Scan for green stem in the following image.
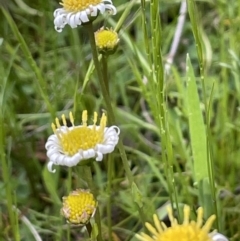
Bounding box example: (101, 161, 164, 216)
(107, 155, 113, 241)
(84, 22, 145, 227)
(84, 23, 115, 124)
(102, 55, 109, 95)
(84, 165, 103, 241)
(86, 222, 93, 237)
(0, 68, 19, 241)
(101, 52, 112, 240)
(84, 23, 134, 185)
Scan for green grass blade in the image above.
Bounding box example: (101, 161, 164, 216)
(0, 45, 20, 241)
(1, 8, 54, 117)
(186, 54, 208, 182)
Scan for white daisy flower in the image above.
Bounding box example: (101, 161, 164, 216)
(45, 110, 120, 172)
(53, 0, 117, 32)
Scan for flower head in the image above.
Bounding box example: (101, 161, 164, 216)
(61, 189, 97, 225)
(95, 27, 119, 55)
(54, 0, 117, 32)
(136, 205, 216, 241)
(45, 110, 120, 172)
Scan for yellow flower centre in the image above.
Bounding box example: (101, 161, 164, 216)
(95, 28, 119, 49)
(51, 110, 107, 156)
(60, 0, 102, 12)
(136, 206, 216, 241)
(61, 189, 97, 224)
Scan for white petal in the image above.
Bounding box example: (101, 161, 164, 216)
(65, 154, 82, 166)
(55, 27, 63, 33)
(95, 151, 103, 161)
(57, 153, 68, 164)
(80, 149, 96, 159)
(47, 161, 56, 173)
(53, 8, 65, 17)
(45, 135, 58, 148)
(212, 233, 229, 241)
(47, 148, 61, 158)
(96, 143, 114, 154)
(79, 11, 90, 23)
(68, 13, 79, 28)
(95, 4, 105, 14)
(105, 4, 117, 15)
(105, 126, 120, 135)
(50, 152, 62, 164)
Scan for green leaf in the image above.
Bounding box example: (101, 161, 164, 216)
(186, 54, 208, 182)
(42, 166, 61, 205)
(131, 182, 143, 208)
(91, 222, 99, 239)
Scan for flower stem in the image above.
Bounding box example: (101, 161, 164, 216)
(107, 155, 113, 241)
(84, 23, 115, 124)
(84, 22, 134, 185)
(102, 55, 109, 95)
(101, 53, 112, 240)
(85, 22, 146, 226)
(83, 165, 103, 241)
(86, 222, 92, 237)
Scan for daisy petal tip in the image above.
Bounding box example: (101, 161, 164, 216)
(95, 152, 103, 161)
(212, 233, 229, 241)
(55, 27, 63, 33)
(47, 161, 56, 173)
(114, 126, 120, 135)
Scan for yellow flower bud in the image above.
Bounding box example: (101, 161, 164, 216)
(95, 27, 119, 55)
(61, 189, 97, 225)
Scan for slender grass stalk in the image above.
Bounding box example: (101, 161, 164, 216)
(187, 0, 218, 227)
(114, 0, 137, 32)
(1, 8, 54, 117)
(140, 0, 180, 219)
(0, 125, 19, 241)
(0, 48, 20, 241)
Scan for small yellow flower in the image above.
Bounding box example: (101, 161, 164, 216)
(95, 27, 119, 55)
(136, 205, 216, 241)
(54, 0, 117, 32)
(45, 110, 120, 172)
(61, 189, 97, 225)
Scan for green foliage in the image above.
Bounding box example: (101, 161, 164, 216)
(1, 0, 240, 240)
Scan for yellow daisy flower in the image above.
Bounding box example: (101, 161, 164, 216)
(45, 110, 120, 172)
(61, 189, 97, 225)
(54, 0, 117, 32)
(136, 205, 217, 241)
